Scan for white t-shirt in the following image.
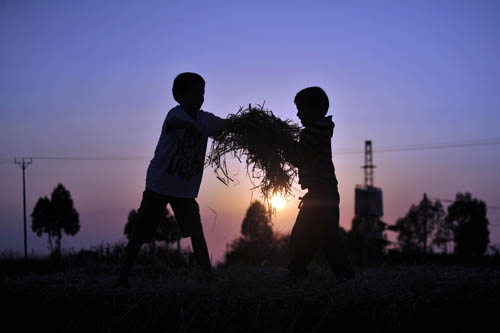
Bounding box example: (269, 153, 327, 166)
(146, 105, 225, 198)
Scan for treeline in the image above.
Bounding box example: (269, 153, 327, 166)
(224, 192, 495, 266)
(30, 184, 496, 267)
(389, 192, 490, 258)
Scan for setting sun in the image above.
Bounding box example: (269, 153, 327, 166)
(270, 195, 286, 209)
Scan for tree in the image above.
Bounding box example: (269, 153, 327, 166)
(31, 183, 80, 256)
(225, 201, 277, 265)
(241, 201, 273, 241)
(432, 215, 454, 254)
(446, 192, 489, 257)
(123, 209, 139, 241)
(156, 209, 182, 247)
(394, 194, 445, 253)
(31, 196, 54, 250)
(124, 207, 181, 250)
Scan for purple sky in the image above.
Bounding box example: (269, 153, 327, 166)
(1, 0, 499, 262)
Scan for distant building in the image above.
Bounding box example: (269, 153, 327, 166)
(355, 185, 383, 217)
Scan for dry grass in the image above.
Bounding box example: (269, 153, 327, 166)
(207, 104, 301, 201)
(1, 259, 499, 332)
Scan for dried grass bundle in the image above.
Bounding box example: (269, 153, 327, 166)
(207, 104, 301, 200)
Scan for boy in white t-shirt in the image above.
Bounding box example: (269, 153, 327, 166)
(116, 72, 227, 287)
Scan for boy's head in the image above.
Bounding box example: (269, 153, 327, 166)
(294, 87, 329, 125)
(172, 72, 205, 111)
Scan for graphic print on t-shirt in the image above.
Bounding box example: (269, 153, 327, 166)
(166, 126, 205, 180)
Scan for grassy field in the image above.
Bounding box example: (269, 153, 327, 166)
(1, 250, 500, 332)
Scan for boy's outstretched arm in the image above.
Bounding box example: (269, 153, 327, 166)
(165, 115, 202, 133)
(204, 114, 230, 138)
(278, 131, 318, 168)
(282, 137, 302, 167)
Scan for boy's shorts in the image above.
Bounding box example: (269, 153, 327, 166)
(132, 188, 202, 243)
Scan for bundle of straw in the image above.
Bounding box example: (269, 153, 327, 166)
(207, 104, 301, 200)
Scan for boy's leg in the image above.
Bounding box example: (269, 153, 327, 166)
(169, 198, 212, 272)
(320, 204, 355, 279)
(288, 195, 321, 279)
(117, 189, 167, 286)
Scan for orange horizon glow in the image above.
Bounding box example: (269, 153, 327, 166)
(270, 195, 287, 209)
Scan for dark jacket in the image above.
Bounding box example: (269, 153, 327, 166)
(285, 116, 338, 190)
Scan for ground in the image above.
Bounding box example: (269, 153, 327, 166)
(1, 260, 499, 332)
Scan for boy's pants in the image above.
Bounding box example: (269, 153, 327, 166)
(125, 188, 211, 272)
(288, 189, 354, 278)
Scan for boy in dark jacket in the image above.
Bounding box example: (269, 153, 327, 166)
(281, 87, 355, 282)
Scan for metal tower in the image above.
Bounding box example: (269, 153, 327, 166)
(362, 140, 376, 187)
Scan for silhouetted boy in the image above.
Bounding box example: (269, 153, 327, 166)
(280, 87, 355, 282)
(116, 72, 227, 287)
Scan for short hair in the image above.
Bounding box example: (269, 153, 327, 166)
(294, 87, 329, 118)
(172, 72, 205, 103)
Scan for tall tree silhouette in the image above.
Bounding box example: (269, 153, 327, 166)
(124, 207, 181, 249)
(241, 201, 273, 241)
(446, 192, 489, 257)
(225, 201, 277, 264)
(31, 196, 54, 251)
(348, 216, 388, 264)
(31, 183, 80, 256)
(123, 209, 139, 241)
(394, 195, 445, 253)
(432, 214, 454, 253)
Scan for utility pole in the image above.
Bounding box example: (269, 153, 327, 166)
(15, 158, 32, 259)
(423, 193, 428, 254)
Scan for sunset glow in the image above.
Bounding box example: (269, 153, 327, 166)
(271, 195, 286, 209)
(0, 1, 499, 264)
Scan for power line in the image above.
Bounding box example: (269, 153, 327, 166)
(335, 138, 500, 155)
(1, 138, 499, 162)
(428, 196, 500, 211)
(28, 156, 150, 161)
